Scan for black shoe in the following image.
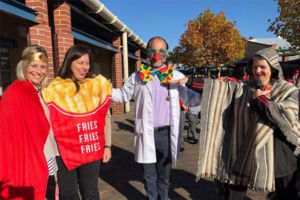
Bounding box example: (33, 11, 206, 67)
(193, 139, 199, 144)
(180, 147, 184, 152)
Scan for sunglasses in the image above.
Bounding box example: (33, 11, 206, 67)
(147, 48, 167, 57)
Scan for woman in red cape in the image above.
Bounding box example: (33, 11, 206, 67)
(0, 45, 53, 200)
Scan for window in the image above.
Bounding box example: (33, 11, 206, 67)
(0, 46, 11, 96)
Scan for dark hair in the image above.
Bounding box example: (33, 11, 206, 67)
(146, 36, 169, 50)
(57, 45, 93, 92)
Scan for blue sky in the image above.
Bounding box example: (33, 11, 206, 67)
(100, 0, 279, 51)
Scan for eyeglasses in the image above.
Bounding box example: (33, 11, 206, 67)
(147, 48, 167, 57)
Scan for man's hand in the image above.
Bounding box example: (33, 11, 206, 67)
(181, 104, 189, 112)
(217, 76, 231, 82)
(103, 147, 111, 163)
(167, 77, 188, 85)
(252, 89, 271, 99)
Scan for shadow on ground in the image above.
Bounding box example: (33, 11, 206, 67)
(170, 170, 221, 200)
(100, 145, 221, 200)
(114, 120, 134, 132)
(100, 145, 144, 199)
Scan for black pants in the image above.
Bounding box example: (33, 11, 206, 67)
(275, 172, 299, 200)
(56, 156, 101, 200)
(215, 171, 299, 200)
(142, 127, 172, 200)
(46, 175, 56, 200)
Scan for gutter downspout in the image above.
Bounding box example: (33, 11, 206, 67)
(122, 31, 130, 112)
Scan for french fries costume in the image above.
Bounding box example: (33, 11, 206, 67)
(42, 75, 112, 170)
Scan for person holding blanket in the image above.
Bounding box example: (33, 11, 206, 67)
(42, 45, 112, 200)
(112, 36, 201, 200)
(197, 47, 300, 200)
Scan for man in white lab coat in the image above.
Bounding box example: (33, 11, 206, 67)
(112, 36, 201, 200)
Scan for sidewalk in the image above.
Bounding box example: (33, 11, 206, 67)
(99, 103, 299, 200)
(99, 104, 222, 200)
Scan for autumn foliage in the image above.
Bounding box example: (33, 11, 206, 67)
(268, 0, 300, 48)
(168, 8, 246, 67)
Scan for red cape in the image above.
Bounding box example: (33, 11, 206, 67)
(0, 80, 49, 200)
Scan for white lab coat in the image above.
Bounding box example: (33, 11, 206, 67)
(112, 70, 201, 164)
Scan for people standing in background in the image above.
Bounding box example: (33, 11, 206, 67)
(292, 70, 299, 85)
(296, 76, 300, 88)
(241, 72, 250, 81)
(186, 105, 201, 144)
(184, 74, 203, 145)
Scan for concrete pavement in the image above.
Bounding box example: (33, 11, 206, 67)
(99, 104, 222, 200)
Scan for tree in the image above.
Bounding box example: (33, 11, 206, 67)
(268, 0, 300, 49)
(168, 8, 246, 69)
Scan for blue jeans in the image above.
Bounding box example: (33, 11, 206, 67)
(142, 127, 172, 200)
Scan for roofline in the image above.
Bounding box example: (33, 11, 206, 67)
(80, 0, 146, 49)
(247, 40, 273, 47)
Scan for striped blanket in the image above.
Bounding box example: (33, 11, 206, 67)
(197, 78, 300, 192)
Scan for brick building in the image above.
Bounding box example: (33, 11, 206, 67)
(0, 0, 148, 114)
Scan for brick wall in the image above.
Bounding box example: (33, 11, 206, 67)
(111, 36, 124, 115)
(26, 0, 48, 24)
(53, 2, 74, 68)
(26, 0, 54, 81)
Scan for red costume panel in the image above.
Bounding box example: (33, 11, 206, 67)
(47, 97, 111, 170)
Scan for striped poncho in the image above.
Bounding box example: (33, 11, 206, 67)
(197, 78, 300, 192)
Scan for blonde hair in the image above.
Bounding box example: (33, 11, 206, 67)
(16, 45, 49, 88)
